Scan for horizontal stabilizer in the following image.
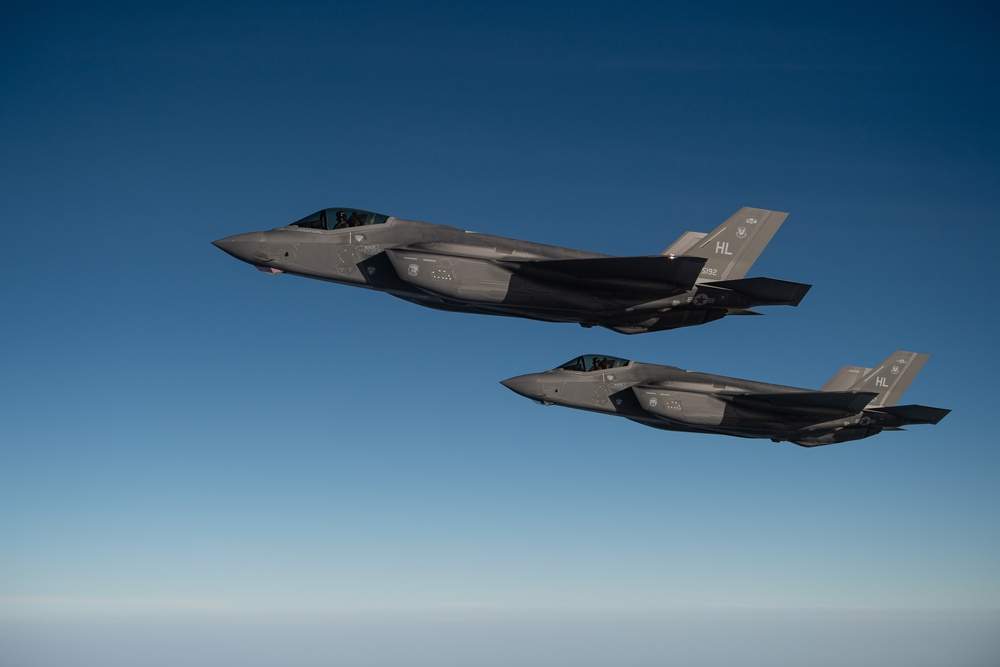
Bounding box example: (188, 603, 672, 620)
(870, 404, 951, 425)
(732, 391, 879, 416)
(512, 255, 706, 292)
(706, 277, 811, 306)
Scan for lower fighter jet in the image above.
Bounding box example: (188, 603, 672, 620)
(213, 206, 809, 334)
(501, 351, 949, 446)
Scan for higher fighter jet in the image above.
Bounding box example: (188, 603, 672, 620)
(213, 206, 809, 334)
(501, 351, 949, 446)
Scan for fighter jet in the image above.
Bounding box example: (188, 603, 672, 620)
(501, 351, 949, 446)
(212, 206, 809, 334)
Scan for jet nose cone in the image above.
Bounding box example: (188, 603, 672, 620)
(501, 375, 540, 399)
(211, 232, 266, 264)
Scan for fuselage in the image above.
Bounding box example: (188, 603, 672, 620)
(501, 355, 891, 446)
(212, 208, 758, 333)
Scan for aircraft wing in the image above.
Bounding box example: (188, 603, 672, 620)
(508, 255, 706, 292)
(730, 391, 880, 416)
(382, 249, 706, 298)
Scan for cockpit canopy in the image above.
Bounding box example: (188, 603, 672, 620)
(557, 355, 631, 372)
(289, 208, 390, 231)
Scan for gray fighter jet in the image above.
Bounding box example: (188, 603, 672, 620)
(213, 206, 809, 334)
(501, 352, 949, 446)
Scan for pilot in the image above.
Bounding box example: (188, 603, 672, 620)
(333, 211, 349, 229)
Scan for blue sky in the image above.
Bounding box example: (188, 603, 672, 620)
(2, 2, 999, 665)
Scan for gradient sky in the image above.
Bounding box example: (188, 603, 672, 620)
(2, 2, 999, 665)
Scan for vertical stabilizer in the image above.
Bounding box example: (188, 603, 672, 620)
(662, 207, 788, 282)
(821, 366, 871, 392)
(661, 231, 706, 256)
(849, 351, 930, 408)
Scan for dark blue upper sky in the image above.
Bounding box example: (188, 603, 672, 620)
(2, 2, 998, 665)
